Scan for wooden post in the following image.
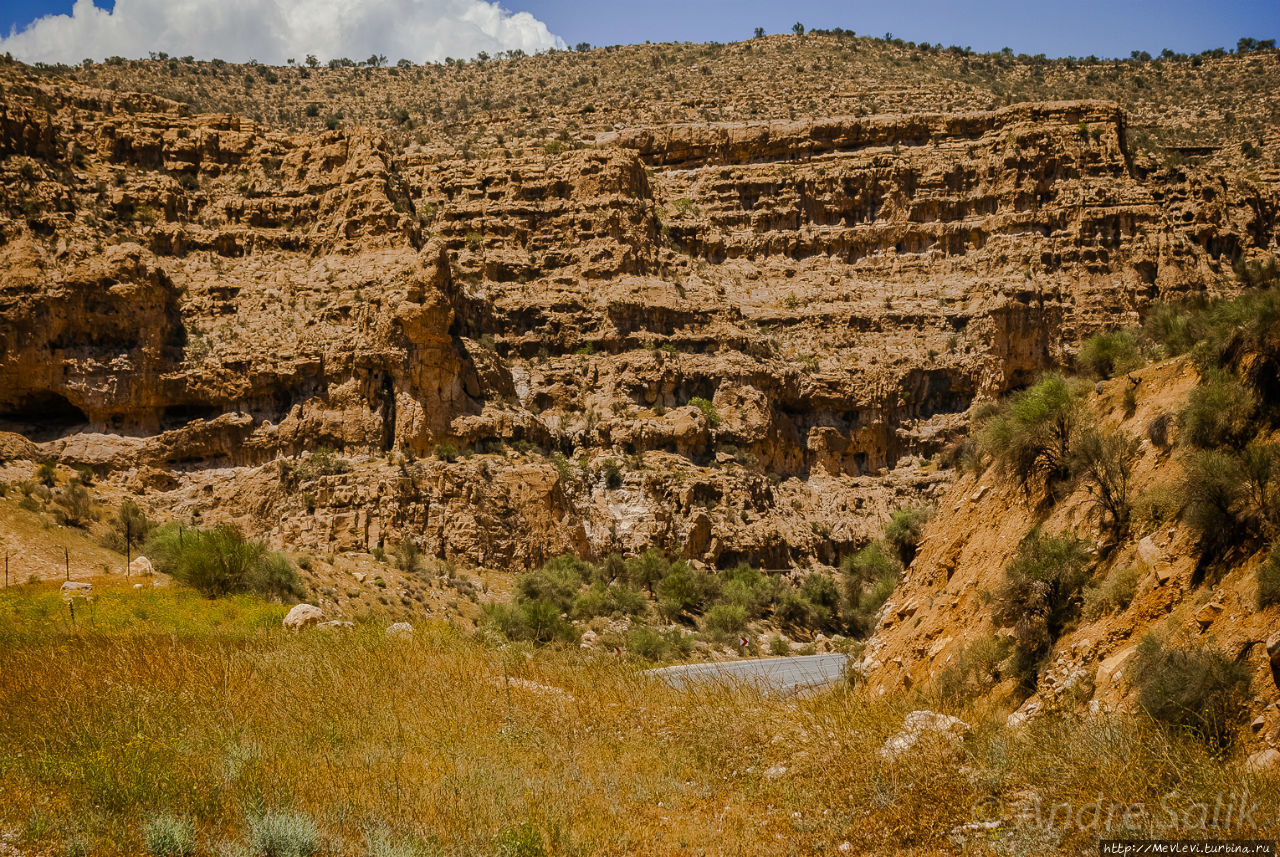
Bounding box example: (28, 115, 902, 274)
(64, 546, 70, 581)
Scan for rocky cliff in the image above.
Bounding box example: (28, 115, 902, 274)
(1, 49, 1278, 575)
(857, 355, 1280, 762)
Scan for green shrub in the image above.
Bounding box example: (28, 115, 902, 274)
(623, 549, 669, 595)
(513, 557, 592, 614)
(773, 591, 817, 629)
(247, 809, 320, 857)
(143, 813, 195, 857)
(1181, 448, 1247, 543)
(1258, 543, 1280, 609)
(145, 524, 305, 601)
(1070, 428, 1140, 536)
(1142, 301, 1205, 358)
(1076, 329, 1143, 379)
(392, 540, 422, 574)
(51, 483, 94, 528)
(1131, 483, 1182, 531)
(991, 528, 1092, 689)
(884, 505, 934, 565)
(1199, 282, 1280, 383)
(1180, 370, 1257, 448)
(655, 562, 719, 620)
(931, 634, 1011, 704)
(841, 541, 901, 637)
(1133, 634, 1251, 750)
(571, 582, 647, 619)
(295, 447, 350, 479)
(688, 397, 720, 426)
(103, 499, 155, 560)
(703, 603, 747, 639)
(485, 599, 577, 644)
(1081, 565, 1140, 619)
(978, 373, 1084, 493)
(718, 564, 779, 618)
(797, 572, 841, 629)
(601, 458, 623, 489)
(627, 626, 691, 661)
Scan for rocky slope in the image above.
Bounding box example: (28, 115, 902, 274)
(857, 355, 1280, 765)
(0, 45, 1278, 588)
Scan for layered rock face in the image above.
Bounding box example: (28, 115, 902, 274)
(1, 66, 1277, 570)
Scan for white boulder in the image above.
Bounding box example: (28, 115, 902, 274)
(282, 603, 324, 630)
(128, 556, 154, 576)
(880, 710, 971, 761)
(386, 622, 414, 638)
(60, 581, 92, 598)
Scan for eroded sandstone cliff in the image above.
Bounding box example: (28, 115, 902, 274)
(1, 54, 1277, 576)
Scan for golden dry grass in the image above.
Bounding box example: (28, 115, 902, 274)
(0, 583, 1275, 856)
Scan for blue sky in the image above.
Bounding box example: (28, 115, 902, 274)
(518, 0, 1278, 57)
(2, 0, 1276, 61)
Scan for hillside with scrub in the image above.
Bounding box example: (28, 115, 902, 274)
(0, 24, 1279, 857)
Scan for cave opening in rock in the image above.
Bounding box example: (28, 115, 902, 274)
(0, 391, 90, 441)
(161, 403, 222, 428)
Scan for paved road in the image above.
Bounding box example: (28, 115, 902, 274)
(648, 653, 849, 696)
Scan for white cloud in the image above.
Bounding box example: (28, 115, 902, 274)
(0, 0, 565, 65)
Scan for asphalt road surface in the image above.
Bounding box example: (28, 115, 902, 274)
(648, 653, 849, 696)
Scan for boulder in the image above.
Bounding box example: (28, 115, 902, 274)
(60, 581, 92, 597)
(881, 710, 971, 761)
(1246, 748, 1280, 772)
(282, 603, 323, 630)
(128, 556, 154, 576)
(386, 621, 414, 638)
(318, 620, 354, 631)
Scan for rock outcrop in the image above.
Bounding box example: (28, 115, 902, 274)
(0, 57, 1277, 572)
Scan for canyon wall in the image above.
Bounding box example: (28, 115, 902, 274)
(1, 67, 1277, 569)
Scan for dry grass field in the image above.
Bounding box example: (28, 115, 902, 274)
(0, 581, 1275, 856)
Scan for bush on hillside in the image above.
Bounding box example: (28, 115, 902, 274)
(1076, 329, 1143, 379)
(628, 626, 693, 661)
(978, 373, 1084, 493)
(1180, 370, 1257, 448)
(1181, 442, 1280, 546)
(655, 561, 719, 621)
(623, 548, 668, 595)
(1081, 565, 1140, 619)
(51, 482, 95, 528)
(1070, 428, 1141, 537)
(392, 539, 422, 574)
(703, 603, 747, 640)
(931, 634, 1011, 704)
(102, 499, 156, 559)
(991, 528, 1092, 689)
(1133, 634, 1251, 751)
(145, 524, 306, 601)
(719, 563, 781, 618)
(841, 541, 901, 637)
(485, 598, 577, 644)
(1257, 543, 1280, 610)
(514, 555, 595, 613)
(571, 581, 647, 619)
(884, 504, 934, 565)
